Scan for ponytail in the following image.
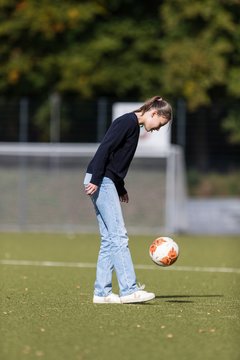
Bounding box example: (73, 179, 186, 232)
(134, 96, 172, 122)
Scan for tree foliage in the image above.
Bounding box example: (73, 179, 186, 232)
(160, 0, 240, 108)
(222, 108, 240, 144)
(0, 0, 240, 141)
(0, 0, 106, 95)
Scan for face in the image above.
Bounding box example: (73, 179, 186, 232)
(144, 110, 169, 132)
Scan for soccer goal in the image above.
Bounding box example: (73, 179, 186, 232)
(0, 141, 187, 234)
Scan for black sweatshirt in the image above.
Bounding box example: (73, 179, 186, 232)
(86, 112, 140, 196)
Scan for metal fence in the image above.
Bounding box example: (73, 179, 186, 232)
(0, 96, 112, 143)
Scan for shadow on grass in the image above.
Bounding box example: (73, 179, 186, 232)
(165, 300, 194, 303)
(155, 294, 223, 299)
(130, 294, 224, 305)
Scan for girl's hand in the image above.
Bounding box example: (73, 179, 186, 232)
(120, 193, 129, 203)
(85, 183, 98, 195)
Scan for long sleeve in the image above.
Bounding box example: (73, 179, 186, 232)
(88, 117, 131, 185)
(86, 112, 140, 194)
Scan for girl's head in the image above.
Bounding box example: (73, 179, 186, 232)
(134, 96, 172, 132)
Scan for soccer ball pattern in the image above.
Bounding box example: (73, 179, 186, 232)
(149, 237, 179, 267)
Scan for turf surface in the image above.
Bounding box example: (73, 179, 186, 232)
(0, 233, 240, 360)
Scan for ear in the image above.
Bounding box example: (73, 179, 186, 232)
(151, 110, 158, 117)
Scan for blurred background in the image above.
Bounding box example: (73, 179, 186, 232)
(0, 0, 239, 235)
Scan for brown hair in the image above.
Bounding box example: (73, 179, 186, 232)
(134, 96, 172, 122)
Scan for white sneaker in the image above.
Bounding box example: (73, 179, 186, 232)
(120, 290, 155, 304)
(93, 293, 121, 304)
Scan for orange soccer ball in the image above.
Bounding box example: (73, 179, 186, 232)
(149, 237, 179, 267)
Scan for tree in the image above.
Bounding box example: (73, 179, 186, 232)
(159, 0, 240, 147)
(0, 0, 239, 143)
(160, 0, 240, 108)
(0, 0, 106, 95)
(1, 0, 239, 102)
(222, 108, 240, 144)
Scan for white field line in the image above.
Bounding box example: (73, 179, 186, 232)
(0, 259, 240, 274)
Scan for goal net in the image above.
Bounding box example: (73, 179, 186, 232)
(0, 142, 187, 234)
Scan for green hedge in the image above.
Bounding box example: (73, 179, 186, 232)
(187, 170, 240, 197)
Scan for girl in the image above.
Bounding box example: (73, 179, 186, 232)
(84, 96, 172, 304)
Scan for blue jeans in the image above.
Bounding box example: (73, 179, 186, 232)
(84, 175, 138, 297)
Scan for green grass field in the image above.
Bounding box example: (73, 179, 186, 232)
(1, 233, 240, 360)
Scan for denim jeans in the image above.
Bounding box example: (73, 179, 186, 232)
(84, 175, 138, 297)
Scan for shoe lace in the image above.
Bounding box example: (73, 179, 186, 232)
(137, 283, 145, 290)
